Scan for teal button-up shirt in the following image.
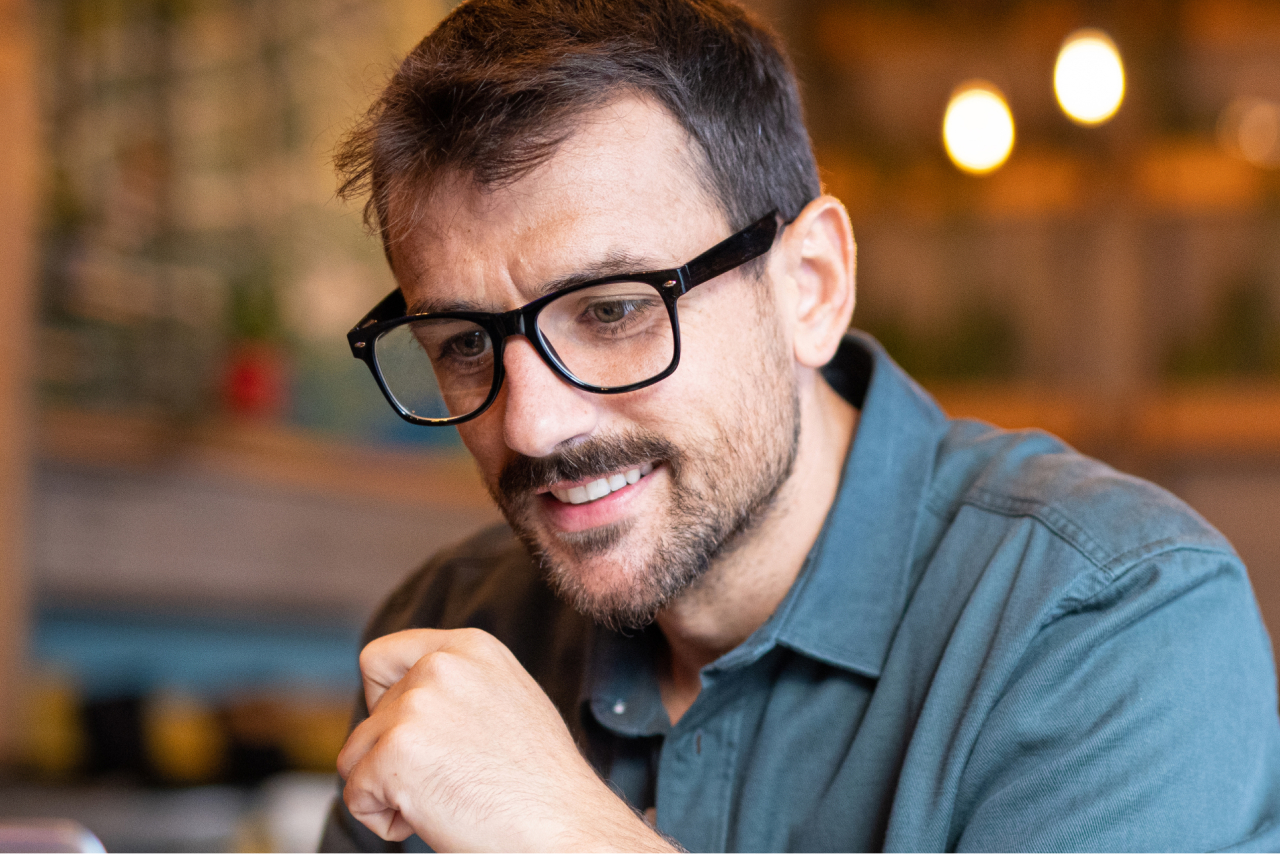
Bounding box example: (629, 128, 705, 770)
(322, 333, 1280, 852)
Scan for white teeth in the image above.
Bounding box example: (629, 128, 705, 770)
(550, 464, 656, 504)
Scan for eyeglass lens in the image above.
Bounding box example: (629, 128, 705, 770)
(373, 280, 676, 421)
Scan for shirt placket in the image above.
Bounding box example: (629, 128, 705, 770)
(653, 674, 746, 852)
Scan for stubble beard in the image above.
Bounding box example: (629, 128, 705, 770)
(491, 321, 801, 631)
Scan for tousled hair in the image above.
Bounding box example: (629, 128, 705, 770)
(335, 0, 821, 254)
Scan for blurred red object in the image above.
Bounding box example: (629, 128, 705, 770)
(222, 342, 289, 418)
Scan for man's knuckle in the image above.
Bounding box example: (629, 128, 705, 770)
(453, 626, 492, 649)
(336, 746, 353, 778)
(358, 639, 385, 673)
(400, 684, 435, 715)
(419, 647, 469, 683)
(342, 770, 371, 808)
(381, 722, 429, 766)
(458, 627, 510, 661)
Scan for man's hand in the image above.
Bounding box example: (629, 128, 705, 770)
(336, 628, 673, 852)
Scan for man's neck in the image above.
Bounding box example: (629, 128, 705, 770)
(655, 370, 858, 724)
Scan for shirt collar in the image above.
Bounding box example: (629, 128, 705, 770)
(586, 332, 951, 728)
(716, 332, 950, 679)
(584, 623, 672, 737)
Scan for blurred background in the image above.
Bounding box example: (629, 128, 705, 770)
(0, 0, 1278, 849)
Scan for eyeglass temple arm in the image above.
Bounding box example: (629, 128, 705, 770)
(352, 289, 408, 331)
(680, 212, 779, 292)
(348, 289, 408, 355)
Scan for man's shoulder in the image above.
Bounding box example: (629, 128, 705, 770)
(880, 417, 1280, 853)
(927, 418, 1236, 576)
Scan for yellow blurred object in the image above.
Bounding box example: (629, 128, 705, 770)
(280, 702, 352, 772)
(222, 692, 351, 772)
(943, 82, 1015, 174)
(144, 691, 227, 783)
(1054, 29, 1125, 125)
(22, 671, 85, 778)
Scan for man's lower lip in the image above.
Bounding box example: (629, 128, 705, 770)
(537, 467, 657, 533)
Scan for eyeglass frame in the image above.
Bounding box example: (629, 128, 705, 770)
(347, 210, 782, 426)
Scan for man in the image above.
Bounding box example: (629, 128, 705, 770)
(322, 0, 1280, 850)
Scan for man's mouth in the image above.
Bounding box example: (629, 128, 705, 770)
(546, 462, 655, 505)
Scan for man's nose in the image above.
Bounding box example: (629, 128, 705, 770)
(497, 336, 599, 458)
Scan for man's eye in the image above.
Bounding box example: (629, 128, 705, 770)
(444, 330, 489, 359)
(589, 301, 635, 324)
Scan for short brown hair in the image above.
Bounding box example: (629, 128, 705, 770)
(335, 0, 820, 252)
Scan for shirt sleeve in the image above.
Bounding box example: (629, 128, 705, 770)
(953, 548, 1280, 852)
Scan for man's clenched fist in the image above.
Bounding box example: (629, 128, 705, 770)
(336, 628, 672, 852)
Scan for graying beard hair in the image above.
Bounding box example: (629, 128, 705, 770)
(513, 383, 800, 632)
(497, 292, 800, 631)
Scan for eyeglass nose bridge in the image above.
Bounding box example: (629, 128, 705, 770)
(488, 301, 576, 389)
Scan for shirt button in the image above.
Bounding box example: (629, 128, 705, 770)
(612, 700, 626, 715)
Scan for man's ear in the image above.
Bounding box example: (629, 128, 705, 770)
(776, 196, 857, 369)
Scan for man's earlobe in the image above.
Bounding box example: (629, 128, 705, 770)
(784, 196, 857, 369)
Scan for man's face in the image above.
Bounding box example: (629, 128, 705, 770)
(389, 97, 800, 628)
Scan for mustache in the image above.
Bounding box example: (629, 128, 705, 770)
(497, 432, 680, 497)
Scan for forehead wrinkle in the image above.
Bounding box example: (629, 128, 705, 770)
(404, 245, 671, 316)
(388, 95, 728, 317)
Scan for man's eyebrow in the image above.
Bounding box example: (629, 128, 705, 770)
(405, 249, 667, 315)
(405, 295, 490, 314)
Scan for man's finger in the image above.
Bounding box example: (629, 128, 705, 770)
(336, 712, 384, 781)
(359, 628, 456, 712)
(344, 764, 416, 842)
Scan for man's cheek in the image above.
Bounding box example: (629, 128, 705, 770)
(456, 423, 507, 483)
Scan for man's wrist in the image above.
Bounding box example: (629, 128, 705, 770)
(541, 770, 678, 853)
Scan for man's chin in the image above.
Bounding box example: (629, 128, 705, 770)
(518, 520, 673, 629)
(545, 518, 632, 559)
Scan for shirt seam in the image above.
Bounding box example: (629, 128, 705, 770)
(960, 486, 1236, 581)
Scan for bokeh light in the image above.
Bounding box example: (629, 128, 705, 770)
(943, 83, 1016, 174)
(1219, 97, 1280, 168)
(1055, 29, 1125, 125)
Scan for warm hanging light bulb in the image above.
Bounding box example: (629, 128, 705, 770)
(943, 82, 1015, 174)
(1055, 29, 1125, 125)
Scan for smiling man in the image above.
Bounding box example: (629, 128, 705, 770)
(321, 1, 1280, 851)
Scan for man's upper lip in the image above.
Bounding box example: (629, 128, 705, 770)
(535, 462, 655, 494)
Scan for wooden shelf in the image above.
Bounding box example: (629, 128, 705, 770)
(926, 383, 1280, 461)
(1132, 387, 1280, 458)
(38, 407, 492, 511)
(39, 384, 1280, 510)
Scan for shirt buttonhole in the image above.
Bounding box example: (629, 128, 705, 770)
(695, 731, 702, 754)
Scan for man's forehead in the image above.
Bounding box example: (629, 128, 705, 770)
(400, 246, 666, 315)
(389, 188, 670, 305)
(385, 98, 727, 310)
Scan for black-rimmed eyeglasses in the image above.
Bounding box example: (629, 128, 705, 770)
(347, 211, 781, 426)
